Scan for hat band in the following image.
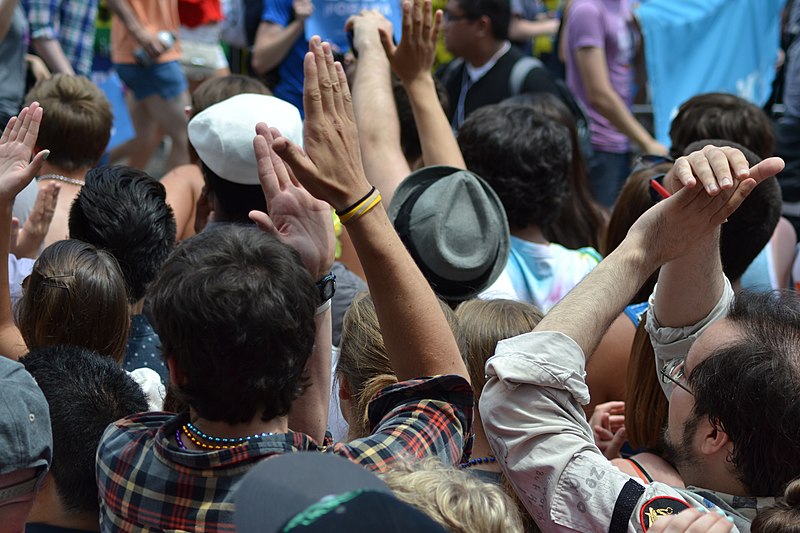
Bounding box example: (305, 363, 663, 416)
(394, 187, 495, 302)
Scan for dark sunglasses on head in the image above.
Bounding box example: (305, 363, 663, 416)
(632, 153, 675, 175)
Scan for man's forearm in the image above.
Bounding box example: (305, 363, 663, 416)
(405, 75, 465, 169)
(508, 17, 558, 42)
(345, 205, 468, 381)
(32, 39, 75, 75)
(652, 230, 724, 328)
(251, 21, 304, 75)
(352, 41, 409, 206)
(535, 236, 657, 358)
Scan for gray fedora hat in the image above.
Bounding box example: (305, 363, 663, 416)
(388, 165, 510, 302)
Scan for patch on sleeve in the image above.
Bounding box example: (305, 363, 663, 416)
(639, 496, 690, 530)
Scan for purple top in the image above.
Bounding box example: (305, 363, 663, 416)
(565, 0, 636, 153)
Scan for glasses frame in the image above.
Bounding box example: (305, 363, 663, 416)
(632, 153, 675, 175)
(659, 360, 694, 396)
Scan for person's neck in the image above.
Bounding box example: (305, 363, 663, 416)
(466, 39, 506, 68)
(130, 298, 145, 315)
(37, 163, 90, 184)
(28, 477, 100, 531)
(469, 412, 501, 472)
(188, 409, 289, 442)
(511, 225, 549, 244)
(681, 461, 749, 497)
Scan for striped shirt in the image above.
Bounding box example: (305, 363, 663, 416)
(96, 375, 473, 532)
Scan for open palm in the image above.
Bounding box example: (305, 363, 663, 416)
(0, 103, 48, 200)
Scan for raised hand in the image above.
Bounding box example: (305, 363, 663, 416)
(380, 0, 442, 84)
(271, 36, 372, 211)
(250, 123, 335, 280)
(628, 147, 784, 268)
(13, 181, 59, 258)
(0, 103, 49, 202)
(345, 9, 394, 53)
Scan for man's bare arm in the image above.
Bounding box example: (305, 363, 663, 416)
(382, 0, 465, 169)
(274, 37, 468, 381)
(348, 12, 410, 207)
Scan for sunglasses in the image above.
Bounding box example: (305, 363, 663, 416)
(632, 153, 675, 175)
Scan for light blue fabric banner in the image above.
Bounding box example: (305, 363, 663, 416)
(636, 0, 784, 146)
(305, 0, 402, 53)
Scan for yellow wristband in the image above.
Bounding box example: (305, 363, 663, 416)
(339, 189, 382, 224)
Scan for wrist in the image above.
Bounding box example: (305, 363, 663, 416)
(401, 71, 435, 91)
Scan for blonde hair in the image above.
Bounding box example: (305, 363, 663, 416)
(379, 458, 524, 533)
(456, 299, 543, 398)
(337, 293, 465, 439)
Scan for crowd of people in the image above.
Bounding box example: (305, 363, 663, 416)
(1, 0, 800, 532)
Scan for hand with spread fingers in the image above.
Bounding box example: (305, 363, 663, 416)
(271, 36, 372, 211)
(0, 103, 50, 202)
(250, 123, 335, 280)
(380, 0, 442, 85)
(13, 181, 59, 258)
(628, 147, 784, 268)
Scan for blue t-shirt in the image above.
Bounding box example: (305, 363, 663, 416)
(261, 0, 307, 113)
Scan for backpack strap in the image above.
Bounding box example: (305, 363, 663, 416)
(509, 56, 545, 96)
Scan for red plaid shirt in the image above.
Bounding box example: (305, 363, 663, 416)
(96, 375, 473, 532)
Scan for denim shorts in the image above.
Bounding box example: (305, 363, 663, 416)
(115, 60, 188, 101)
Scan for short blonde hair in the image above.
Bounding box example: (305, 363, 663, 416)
(379, 459, 524, 533)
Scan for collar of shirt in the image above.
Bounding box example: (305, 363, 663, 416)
(465, 41, 511, 83)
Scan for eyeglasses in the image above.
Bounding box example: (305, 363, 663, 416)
(660, 359, 694, 396)
(632, 153, 675, 175)
(443, 11, 479, 23)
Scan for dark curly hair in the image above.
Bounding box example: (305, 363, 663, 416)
(688, 290, 800, 496)
(149, 225, 317, 424)
(69, 165, 176, 304)
(458, 103, 572, 230)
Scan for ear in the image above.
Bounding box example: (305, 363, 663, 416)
(698, 417, 731, 456)
(166, 357, 186, 386)
(338, 375, 351, 402)
(476, 15, 493, 38)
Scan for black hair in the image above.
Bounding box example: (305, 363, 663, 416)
(200, 162, 268, 224)
(688, 290, 800, 496)
(458, 103, 572, 229)
(69, 165, 177, 304)
(456, 0, 510, 40)
(683, 140, 782, 283)
(149, 225, 317, 424)
(22, 345, 147, 514)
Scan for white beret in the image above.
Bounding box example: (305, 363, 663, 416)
(188, 94, 303, 185)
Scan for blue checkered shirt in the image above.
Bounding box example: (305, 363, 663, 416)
(24, 0, 99, 77)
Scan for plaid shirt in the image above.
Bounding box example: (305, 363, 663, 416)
(96, 375, 473, 532)
(24, 0, 98, 76)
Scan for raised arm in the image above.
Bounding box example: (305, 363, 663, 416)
(249, 123, 335, 442)
(347, 11, 410, 207)
(0, 105, 49, 360)
(653, 146, 785, 327)
(381, 0, 465, 168)
(273, 36, 467, 381)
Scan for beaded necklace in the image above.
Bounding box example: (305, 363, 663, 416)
(180, 422, 276, 450)
(460, 456, 496, 469)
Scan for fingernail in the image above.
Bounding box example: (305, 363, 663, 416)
(707, 183, 718, 193)
(43, 150, 50, 160)
(714, 508, 728, 517)
(721, 177, 732, 187)
(696, 506, 708, 513)
(737, 167, 749, 177)
(727, 516, 735, 523)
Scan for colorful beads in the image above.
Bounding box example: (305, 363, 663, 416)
(460, 456, 497, 468)
(179, 423, 275, 450)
